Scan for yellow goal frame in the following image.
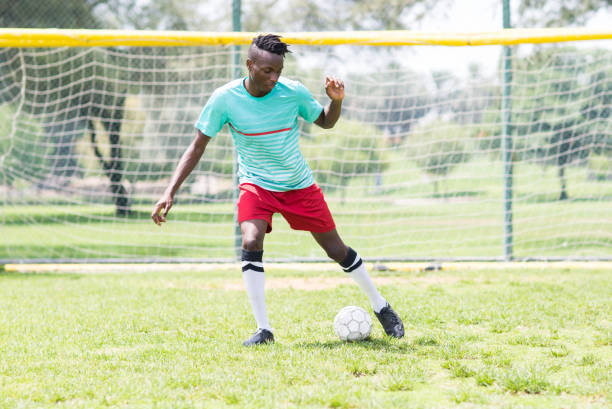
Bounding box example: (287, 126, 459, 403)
(1, 27, 611, 48)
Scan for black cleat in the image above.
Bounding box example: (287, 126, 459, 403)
(375, 304, 405, 338)
(242, 328, 274, 346)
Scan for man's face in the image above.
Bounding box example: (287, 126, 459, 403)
(246, 48, 284, 96)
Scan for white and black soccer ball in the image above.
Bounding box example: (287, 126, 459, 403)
(334, 306, 372, 341)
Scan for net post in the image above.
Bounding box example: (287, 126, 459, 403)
(232, 0, 242, 260)
(502, 0, 514, 261)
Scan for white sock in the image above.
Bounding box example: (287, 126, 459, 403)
(242, 254, 272, 332)
(340, 248, 388, 313)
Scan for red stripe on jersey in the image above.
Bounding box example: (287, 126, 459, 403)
(229, 123, 292, 136)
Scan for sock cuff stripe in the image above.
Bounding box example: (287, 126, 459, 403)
(242, 249, 263, 262)
(242, 261, 263, 268)
(339, 247, 358, 269)
(343, 258, 363, 273)
(345, 255, 362, 271)
(242, 263, 265, 273)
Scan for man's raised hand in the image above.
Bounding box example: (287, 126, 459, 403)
(325, 76, 345, 101)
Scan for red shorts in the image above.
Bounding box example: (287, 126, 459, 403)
(237, 183, 336, 233)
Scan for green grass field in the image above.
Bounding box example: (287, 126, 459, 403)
(2, 157, 611, 261)
(1, 264, 610, 408)
(2, 198, 611, 260)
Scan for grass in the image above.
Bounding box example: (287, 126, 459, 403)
(0, 265, 610, 408)
(2, 155, 612, 261)
(2, 194, 612, 260)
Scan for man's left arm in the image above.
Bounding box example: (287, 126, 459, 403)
(314, 76, 344, 129)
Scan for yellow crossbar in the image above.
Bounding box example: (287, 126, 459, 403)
(1, 28, 611, 48)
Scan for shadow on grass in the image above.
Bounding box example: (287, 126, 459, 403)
(376, 187, 486, 200)
(0, 271, 83, 280)
(429, 190, 484, 199)
(3, 210, 234, 225)
(515, 193, 612, 204)
(0, 242, 232, 260)
(297, 337, 415, 353)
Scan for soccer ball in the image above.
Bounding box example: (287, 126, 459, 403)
(334, 306, 372, 341)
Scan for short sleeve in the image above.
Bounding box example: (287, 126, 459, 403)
(194, 89, 227, 138)
(296, 82, 324, 123)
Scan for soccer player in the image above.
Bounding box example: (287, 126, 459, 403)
(152, 34, 404, 346)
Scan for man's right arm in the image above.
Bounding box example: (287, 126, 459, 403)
(151, 130, 211, 226)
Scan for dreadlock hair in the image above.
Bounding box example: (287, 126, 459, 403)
(252, 34, 291, 57)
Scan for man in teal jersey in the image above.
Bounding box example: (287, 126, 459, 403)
(152, 34, 404, 346)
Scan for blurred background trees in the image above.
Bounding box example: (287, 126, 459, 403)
(0, 0, 611, 212)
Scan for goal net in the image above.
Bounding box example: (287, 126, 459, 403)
(1, 30, 611, 262)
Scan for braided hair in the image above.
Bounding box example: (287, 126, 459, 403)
(251, 34, 291, 57)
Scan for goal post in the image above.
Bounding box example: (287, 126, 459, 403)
(1, 27, 612, 47)
(1, 28, 611, 262)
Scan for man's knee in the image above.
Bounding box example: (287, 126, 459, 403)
(240, 220, 266, 252)
(242, 233, 264, 252)
(325, 244, 348, 263)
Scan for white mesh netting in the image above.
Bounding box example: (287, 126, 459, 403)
(1, 43, 611, 261)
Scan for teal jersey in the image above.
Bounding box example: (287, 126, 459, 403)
(195, 76, 323, 191)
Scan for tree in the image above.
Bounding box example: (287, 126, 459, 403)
(87, 96, 130, 214)
(430, 67, 499, 126)
(0, 0, 203, 31)
(0, 2, 136, 214)
(120, 50, 234, 192)
(0, 0, 101, 28)
(517, 0, 612, 27)
(0, 1, 235, 213)
(96, 0, 221, 31)
(346, 65, 431, 143)
(0, 107, 46, 187)
(512, 47, 612, 200)
(0, 46, 133, 214)
(409, 120, 472, 196)
(240, 0, 451, 32)
(303, 119, 389, 203)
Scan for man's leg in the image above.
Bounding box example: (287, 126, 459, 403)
(311, 229, 404, 338)
(241, 219, 274, 346)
